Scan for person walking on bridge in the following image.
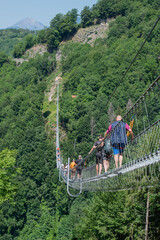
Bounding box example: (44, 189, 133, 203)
(89, 135, 104, 175)
(104, 115, 134, 168)
(70, 159, 77, 180)
(75, 155, 84, 179)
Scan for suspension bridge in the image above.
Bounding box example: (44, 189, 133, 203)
(55, 17, 160, 197)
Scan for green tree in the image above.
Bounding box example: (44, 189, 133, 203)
(37, 29, 48, 43)
(59, 9, 78, 39)
(0, 51, 9, 67)
(0, 148, 20, 204)
(81, 6, 93, 27)
(12, 41, 25, 58)
(47, 28, 60, 53)
(50, 13, 64, 30)
(24, 34, 35, 49)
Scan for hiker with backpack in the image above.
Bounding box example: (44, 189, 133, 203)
(89, 135, 105, 175)
(75, 155, 84, 179)
(104, 115, 134, 169)
(103, 136, 113, 172)
(70, 159, 77, 180)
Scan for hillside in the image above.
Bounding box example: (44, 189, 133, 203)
(43, 22, 112, 138)
(13, 44, 48, 65)
(71, 19, 114, 45)
(13, 23, 110, 64)
(0, 28, 34, 55)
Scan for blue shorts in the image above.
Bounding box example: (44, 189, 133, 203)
(113, 143, 125, 155)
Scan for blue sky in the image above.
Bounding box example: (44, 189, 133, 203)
(0, 0, 98, 29)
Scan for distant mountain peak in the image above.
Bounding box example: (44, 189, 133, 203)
(9, 18, 46, 30)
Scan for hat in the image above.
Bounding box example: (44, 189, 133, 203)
(99, 134, 103, 138)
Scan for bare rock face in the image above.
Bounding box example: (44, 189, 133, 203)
(71, 23, 110, 46)
(13, 44, 47, 65)
(56, 49, 62, 62)
(25, 45, 47, 58)
(56, 21, 114, 62)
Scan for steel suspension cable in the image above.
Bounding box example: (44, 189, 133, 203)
(106, 15, 160, 106)
(56, 80, 60, 168)
(57, 17, 160, 194)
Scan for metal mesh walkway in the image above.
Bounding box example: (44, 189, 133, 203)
(57, 17, 160, 196)
(57, 75, 160, 195)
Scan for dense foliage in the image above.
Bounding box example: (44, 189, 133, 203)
(37, 8, 78, 53)
(0, 29, 34, 56)
(0, 0, 160, 239)
(12, 34, 37, 58)
(0, 148, 20, 204)
(0, 53, 57, 239)
(60, 3, 160, 158)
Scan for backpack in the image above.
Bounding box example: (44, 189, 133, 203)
(104, 138, 112, 154)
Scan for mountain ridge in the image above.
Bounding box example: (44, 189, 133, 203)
(9, 17, 46, 30)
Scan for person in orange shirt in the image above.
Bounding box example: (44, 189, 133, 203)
(70, 159, 77, 180)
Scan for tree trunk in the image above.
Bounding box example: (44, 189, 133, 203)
(145, 190, 150, 240)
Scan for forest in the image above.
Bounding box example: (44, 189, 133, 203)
(0, 0, 160, 239)
(0, 29, 35, 56)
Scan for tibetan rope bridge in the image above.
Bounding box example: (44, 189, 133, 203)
(56, 17, 160, 197)
(57, 76, 160, 196)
